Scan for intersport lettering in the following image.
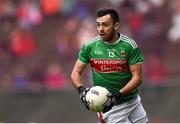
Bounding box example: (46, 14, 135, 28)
(90, 59, 128, 72)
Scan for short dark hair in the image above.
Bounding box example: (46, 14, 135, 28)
(96, 8, 119, 23)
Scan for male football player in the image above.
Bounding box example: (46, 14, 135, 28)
(71, 8, 148, 123)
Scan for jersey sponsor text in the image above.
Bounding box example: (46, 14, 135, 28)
(90, 59, 128, 72)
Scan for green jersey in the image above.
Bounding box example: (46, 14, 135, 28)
(79, 33, 144, 102)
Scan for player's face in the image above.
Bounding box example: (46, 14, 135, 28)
(96, 14, 119, 42)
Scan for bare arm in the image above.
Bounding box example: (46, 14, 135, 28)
(71, 59, 88, 89)
(120, 63, 142, 95)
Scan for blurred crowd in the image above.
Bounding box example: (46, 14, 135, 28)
(0, 0, 180, 92)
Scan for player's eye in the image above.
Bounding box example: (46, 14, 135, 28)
(96, 23, 100, 27)
(102, 23, 109, 27)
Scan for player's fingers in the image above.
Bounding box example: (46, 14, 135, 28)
(81, 94, 87, 103)
(85, 88, 90, 92)
(103, 102, 114, 113)
(106, 92, 113, 98)
(85, 101, 90, 110)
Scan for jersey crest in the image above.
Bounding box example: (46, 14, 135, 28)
(120, 50, 126, 57)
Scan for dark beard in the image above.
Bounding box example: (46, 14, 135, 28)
(106, 28, 116, 42)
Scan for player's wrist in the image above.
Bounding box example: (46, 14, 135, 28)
(113, 91, 123, 97)
(113, 92, 123, 105)
(77, 85, 85, 94)
(117, 91, 123, 97)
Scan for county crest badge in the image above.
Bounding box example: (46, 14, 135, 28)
(120, 50, 126, 57)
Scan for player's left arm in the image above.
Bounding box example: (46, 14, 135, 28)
(103, 63, 142, 113)
(120, 63, 142, 95)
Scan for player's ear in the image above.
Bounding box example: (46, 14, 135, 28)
(114, 22, 120, 31)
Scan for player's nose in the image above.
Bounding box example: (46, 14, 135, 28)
(99, 25, 104, 31)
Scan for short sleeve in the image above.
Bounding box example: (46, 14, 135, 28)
(78, 44, 89, 64)
(128, 47, 144, 65)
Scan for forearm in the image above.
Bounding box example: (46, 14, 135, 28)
(120, 77, 141, 95)
(120, 64, 142, 95)
(71, 60, 87, 89)
(71, 71, 83, 89)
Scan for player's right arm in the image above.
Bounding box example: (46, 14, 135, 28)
(71, 59, 90, 109)
(71, 59, 88, 89)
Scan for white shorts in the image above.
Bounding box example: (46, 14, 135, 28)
(97, 95, 148, 123)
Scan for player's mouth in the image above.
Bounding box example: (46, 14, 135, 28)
(100, 33, 107, 38)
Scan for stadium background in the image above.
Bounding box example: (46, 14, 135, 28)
(0, 0, 180, 122)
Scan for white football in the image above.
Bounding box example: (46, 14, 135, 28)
(85, 86, 110, 112)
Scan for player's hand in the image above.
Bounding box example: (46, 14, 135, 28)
(77, 86, 90, 109)
(103, 92, 123, 113)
